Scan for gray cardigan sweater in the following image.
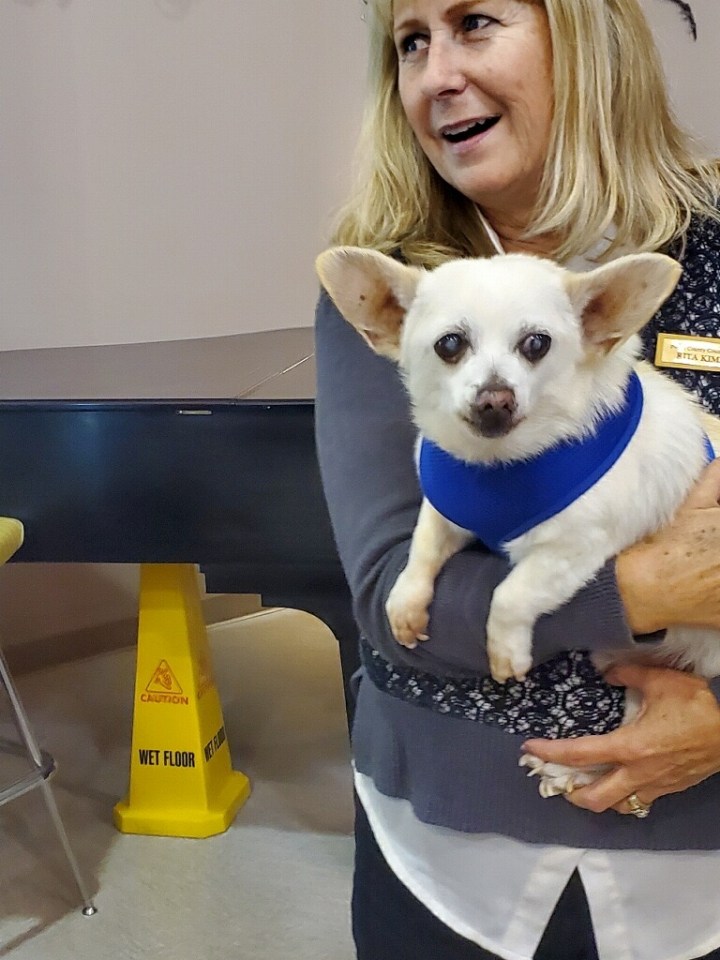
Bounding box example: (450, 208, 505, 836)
(314, 214, 720, 851)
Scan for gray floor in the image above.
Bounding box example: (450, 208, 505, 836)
(0, 609, 356, 959)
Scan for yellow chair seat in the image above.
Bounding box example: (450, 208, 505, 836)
(0, 518, 23, 565)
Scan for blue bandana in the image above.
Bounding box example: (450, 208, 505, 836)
(418, 372, 713, 555)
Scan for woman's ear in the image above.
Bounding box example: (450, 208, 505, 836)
(315, 246, 424, 360)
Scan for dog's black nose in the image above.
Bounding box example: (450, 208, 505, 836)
(469, 384, 517, 437)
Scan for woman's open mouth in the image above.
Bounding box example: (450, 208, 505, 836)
(441, 116, 501, 144)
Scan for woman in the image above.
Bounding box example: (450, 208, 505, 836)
(315, 1, 720, 958)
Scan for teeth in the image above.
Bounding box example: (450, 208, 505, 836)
(443, 116, 499, 142)
(451, 121, 479, 135)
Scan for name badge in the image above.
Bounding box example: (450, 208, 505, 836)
(655, 333, 720, 372)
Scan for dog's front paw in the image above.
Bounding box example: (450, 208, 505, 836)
(519, 754, 605, 798)
(488, 645, 532, 684)
(386, 574, 434, 648)
(486, 606, 533, 683)
(486, 623, 532, 683)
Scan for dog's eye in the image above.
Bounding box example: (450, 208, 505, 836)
(518, 333, 551, 363)
(434, 333, 469, 364)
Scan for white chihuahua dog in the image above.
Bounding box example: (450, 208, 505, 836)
(316, 247, 720, 796)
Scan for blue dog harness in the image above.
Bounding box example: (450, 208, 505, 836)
(418, 372, 714, 555)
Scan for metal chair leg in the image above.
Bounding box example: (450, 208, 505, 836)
(0, 646, 97, 915)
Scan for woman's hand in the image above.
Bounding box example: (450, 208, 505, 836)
(616, 457, 720, 634)
(522, 662, 720, 814)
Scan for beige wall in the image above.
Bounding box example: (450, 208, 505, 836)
(642, 0, 720, 153)
(0, 0, 367, 350)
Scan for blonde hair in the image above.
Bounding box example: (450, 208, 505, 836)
(332, 0, 720, 265)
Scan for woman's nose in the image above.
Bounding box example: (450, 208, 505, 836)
(421, 36, 468, 98)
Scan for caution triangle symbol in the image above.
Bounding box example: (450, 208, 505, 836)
(146, 660, 183, 695)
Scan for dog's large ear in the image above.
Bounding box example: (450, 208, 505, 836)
(564, 253, 682, 354)
(315, 246, 424, 360)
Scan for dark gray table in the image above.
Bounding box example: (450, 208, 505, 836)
(0, 329, 358, 722)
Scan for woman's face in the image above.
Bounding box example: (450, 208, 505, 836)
(393, 0, 554, 225)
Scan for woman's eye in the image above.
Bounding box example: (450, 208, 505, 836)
(434, 333, 469, 364)
(398, 32, 429, 57)
(462, 13, 495, 33)
(518, 333, 552, 363)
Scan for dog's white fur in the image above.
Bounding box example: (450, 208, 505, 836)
(316, 246, 720, 796)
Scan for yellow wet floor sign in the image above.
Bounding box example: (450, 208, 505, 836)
(113, 564, 251, 837)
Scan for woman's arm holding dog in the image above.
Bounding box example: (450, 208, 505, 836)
(315, 291, 650, 677)
(616, 457, 720, 637)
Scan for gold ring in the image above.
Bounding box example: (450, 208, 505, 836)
(625, 792, 652, 819)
